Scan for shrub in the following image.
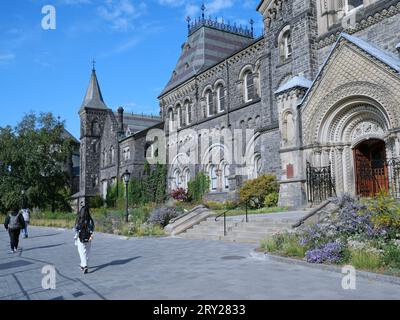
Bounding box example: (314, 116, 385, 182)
(223, 201, 239, 210)
(299, 195, 381, 250)
(350, 250, 383, 271)
(383, 242, 400, 269)
(106, 183, 118, 208)
(261, 232, 305, 257)
(148, 207, 179, 227)
(264, 192, 279, 208)
(204, 201, 225, 210)
(170, 188, 189, 202)
(239, 175, 279, 209)
(90, 194, 104, 209)
(188, 172, 210, 202)
(367, 192, 400, 235)
(305, 242, 344, 264)
(128, 177, 143, 205)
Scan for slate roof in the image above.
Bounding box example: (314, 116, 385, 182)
(80, 69, 108, 111)
(160, 25, 255, 96)
(341, 33, 400, 73)
(275, 76, 312, 95)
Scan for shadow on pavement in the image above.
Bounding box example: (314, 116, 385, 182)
(90, 256, 141, 273)
(21, 243, 66, 252)
(27, 233, 62, 239)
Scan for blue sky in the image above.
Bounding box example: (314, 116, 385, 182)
(0, 0, 264, 138)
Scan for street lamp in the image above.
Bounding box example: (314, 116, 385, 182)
(21, 189, 25, 209)
(121, 170, 131, 223)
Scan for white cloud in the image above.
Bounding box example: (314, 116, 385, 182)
(206, 0, 234, 15)
(184, 4, 200, 18)
(97, 0, 147, 32)
(60, 0, 92, 4)
(159, 0, 237, 16)
(158, 0, 186, 7)
(0, 53, 16, 64)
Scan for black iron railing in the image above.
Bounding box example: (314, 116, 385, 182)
(215, 200, 249, 236)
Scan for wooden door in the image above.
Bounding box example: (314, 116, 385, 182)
(354, 140, 388, 197)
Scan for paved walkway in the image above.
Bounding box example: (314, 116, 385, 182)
(0, 226, 399, 300)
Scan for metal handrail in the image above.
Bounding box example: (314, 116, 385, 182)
(215, 200, 249, 236)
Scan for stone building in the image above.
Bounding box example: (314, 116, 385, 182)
(78, 0, 400, 207)
(76, 68, 162, 202)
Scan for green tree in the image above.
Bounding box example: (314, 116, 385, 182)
(0, 112, 74, 212)
(188, 172, 210, 202)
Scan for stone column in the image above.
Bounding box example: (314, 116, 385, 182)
(334, 146, 344, 195)
(314, 149, 322, 167)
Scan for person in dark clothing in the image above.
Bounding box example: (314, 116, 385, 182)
(4, 206, 26, 253)
(74, 202, 95, 274)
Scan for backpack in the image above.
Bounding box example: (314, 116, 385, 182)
(78, 220, 92, 243)
(8, 213, 22, 230)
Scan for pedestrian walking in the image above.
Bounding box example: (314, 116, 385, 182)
(74, 202, 95, 274)
(4, 205, 26, 253)
(20, 208, 30, 238)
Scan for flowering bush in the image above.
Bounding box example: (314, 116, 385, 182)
(299, 194, 385, 250)
(170, 188, 189, 202)
(239, 174, 279, 209)
(148, 207, 179, 227)
(366, 192, 400, 235)
(305, 242, 344, 264)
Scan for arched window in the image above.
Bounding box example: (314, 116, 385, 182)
(209, 165, 217, 191)
(110, 146, 115, 164)
(91, 121, 100, 136)
(182, 168, 190, 190)
(346, 0, 363, 13)
(176, 104, 183, 128)
(216, 84, 225, 112)
(173, 169, 181, 189)
(250, 154, 262, 179)
(168, 108, 174, 131)
(222, 163, 230, 190)
(282, 112, 295, 145)
(244, 71, 255, 103)
(279, 28, 292, 61)
(206, 89, 214, 117)
(103, 150, 107, 167)
(123, 147, 130, 161)
(185, 101, 192, 125)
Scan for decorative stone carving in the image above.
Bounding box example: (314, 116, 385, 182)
(351, 121, 384, 141)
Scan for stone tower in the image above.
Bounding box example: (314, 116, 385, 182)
(79, 67, 110, 201)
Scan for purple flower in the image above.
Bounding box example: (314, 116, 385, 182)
(305, 242, 343, 264)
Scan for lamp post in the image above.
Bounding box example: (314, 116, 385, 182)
(121, 170, 131, 223)
(21, 189, 25, 209)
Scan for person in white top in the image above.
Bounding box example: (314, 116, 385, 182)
(19, 208, 30, 239)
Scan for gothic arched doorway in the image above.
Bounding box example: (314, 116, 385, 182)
(354, 139, 388, 197)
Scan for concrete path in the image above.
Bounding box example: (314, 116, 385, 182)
(0, 226, 399, 300)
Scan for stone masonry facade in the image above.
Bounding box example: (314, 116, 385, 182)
(78, 0, 400, 208)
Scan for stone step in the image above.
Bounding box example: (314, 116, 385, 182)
(184, 229, 226, 237)
(179, 233, 222, 241)
(234, 225, 292, 231)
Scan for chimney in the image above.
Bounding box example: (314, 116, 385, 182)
(117, 106, 124, 134)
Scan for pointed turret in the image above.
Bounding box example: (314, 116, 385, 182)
(80, 67, 108, 111)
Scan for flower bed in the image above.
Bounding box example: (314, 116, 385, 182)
(261, 193, 400, 276)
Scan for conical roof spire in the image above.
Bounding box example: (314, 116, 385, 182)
(80, 67, 107, 111)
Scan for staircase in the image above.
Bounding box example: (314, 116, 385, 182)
(179, 211, 306, 244)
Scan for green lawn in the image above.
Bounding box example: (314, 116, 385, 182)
(213, 206, 289, 217)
